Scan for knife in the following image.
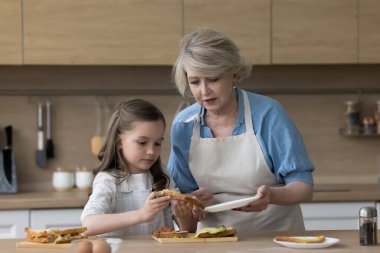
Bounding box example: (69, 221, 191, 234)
(36, 103, 47, 168)
(3, 125, 13, 184)
(46, 101, 54, 158)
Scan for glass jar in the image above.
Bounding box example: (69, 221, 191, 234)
(359, 206, 377, 246)
(344, 100, 360, 134)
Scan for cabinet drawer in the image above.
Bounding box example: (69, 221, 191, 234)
(0, 210, 29, 239)
(30, 208, 82, 229)
(301, 202, 375, 230)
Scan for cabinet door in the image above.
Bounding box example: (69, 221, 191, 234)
(184, 0, 270, 65)
(272, 0, 357, 64)
(301, 202, 374, 230)
(359, 0, 380, 63)
(23, 0, 181, 65)
(30, 209, 83, 229)
(0, 210, 29, 239)
(0, 0, 22, 64)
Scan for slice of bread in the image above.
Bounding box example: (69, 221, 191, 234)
(274, 235, 326, 243)
(153, 230, 189, 238)
(193, 226, 237, 238)
(163, 189, 204, 209)
(24, 227, 87, 244)
(152, 226, 189, 238)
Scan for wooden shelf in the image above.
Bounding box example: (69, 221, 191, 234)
(339, 128, 380, 137)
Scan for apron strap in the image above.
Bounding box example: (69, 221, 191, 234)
(242, 90, 254, 134)
(192, 114, 201, 138)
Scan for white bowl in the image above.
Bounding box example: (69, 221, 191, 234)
(75, 171, 94, 189)
(52, 171, 75, 191)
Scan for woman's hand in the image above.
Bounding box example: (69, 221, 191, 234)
(233, 185, 271, 212)
(173, 200, 193, 219)
(233, 182, 313, 212)
(140, 191, 171, 222)
(190, 187, 214, 220)
(172, 200, 197, 232)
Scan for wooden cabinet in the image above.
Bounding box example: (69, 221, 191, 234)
(358, 0, 380, 63)
(272, 0, 357, 64)
(23, 0, 182, 65)
(301, 202, 375, 230)
(2, 0, 378, 65)
(0, 0, 22, 64)
(184, 0, 271, 65)
(0, 210, 29, 239)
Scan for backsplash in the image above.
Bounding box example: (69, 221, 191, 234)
(0, 65, 380, 191)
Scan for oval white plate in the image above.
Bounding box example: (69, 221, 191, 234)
(273, 237, 340, 249)
(204, 196, 260, 213)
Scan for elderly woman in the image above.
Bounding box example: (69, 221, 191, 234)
(167, 28, 314, 234)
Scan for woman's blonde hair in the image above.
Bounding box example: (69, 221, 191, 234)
(172, 28, 252, 96)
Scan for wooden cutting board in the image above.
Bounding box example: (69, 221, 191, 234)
(16, 241, 71, 249)
(152, 233, 238, 244)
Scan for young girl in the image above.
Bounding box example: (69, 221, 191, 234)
(81, 99, 193, 236)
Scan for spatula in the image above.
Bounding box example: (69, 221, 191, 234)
(36, 103, 46, 168)
(90, 103, 103, 157)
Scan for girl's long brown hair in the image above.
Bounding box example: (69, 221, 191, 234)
(94, 99, 169, 191)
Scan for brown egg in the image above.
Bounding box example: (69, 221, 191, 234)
(77, 240, 93, 253)
(92, 239, 111, 253)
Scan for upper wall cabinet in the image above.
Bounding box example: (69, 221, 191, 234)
(359, 0, 380, 63)
(184, 0, 271, 65)
(0, 0, 22, 64)
(272, 0, 357, 64)
(23, 0, 182, 65)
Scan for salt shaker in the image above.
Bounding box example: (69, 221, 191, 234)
(359, 206, 377, 246)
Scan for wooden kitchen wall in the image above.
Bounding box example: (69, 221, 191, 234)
(0, 65, 380, 191)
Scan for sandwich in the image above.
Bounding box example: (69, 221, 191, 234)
(24, 227, 87, 244)
(152, 226, 189, 238)
(162, 189, 204, 209)
(193, 225, 237, 238)
(274, 235, 326, 243)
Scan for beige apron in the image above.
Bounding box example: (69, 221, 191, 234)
(189, 91, 304, 234)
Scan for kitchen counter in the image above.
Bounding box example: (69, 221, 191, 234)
(2, 230, 379, 253)
(0, 190, 89, 210)
(1, 184, 380, 210)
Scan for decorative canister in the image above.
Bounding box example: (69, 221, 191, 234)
(344, 100, 360, 134)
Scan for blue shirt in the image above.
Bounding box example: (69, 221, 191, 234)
(167, 87, 314, 193)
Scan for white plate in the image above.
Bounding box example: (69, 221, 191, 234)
(204, 196, 260, 213)
(273, 237, 340, 249)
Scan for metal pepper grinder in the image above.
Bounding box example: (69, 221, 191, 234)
(359, 206, 377, 246)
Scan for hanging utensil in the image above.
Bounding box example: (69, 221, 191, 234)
(46, 101, 54, 158)
(2, 125, 13, 184)
(36, 103, 47, 168)
(90, 102, 103, 157)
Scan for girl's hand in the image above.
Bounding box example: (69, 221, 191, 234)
(140, 191, 171, 222)
(233, 185, 271, 212)
(190, 187, 214, 221)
